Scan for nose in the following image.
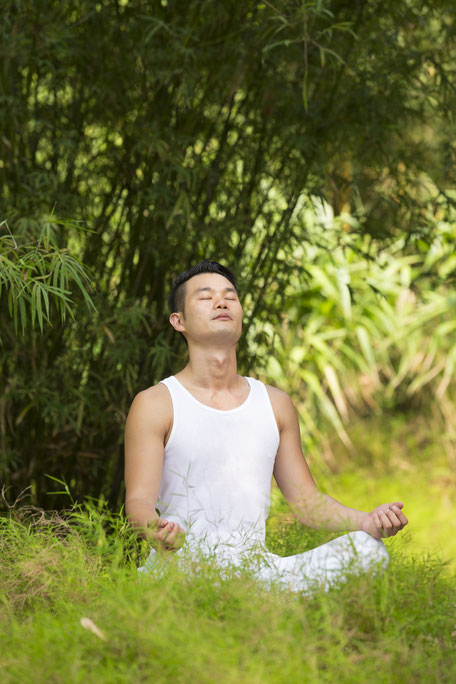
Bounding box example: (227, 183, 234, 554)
(214, 295, 228, 308)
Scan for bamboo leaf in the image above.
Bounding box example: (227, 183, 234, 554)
(19, 295, 27, 334)
(355, 326, 377, 373)
(36, 283, 44, 332)
(323, 364, 349, 421)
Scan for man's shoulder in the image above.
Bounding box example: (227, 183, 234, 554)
(262, 381, 292, 404)
(261, 382, 296, 431)
(132, 380, 171, 403)
(127, 382, 173, 426)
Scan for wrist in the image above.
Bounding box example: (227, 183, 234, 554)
(356, 511, 369, 532)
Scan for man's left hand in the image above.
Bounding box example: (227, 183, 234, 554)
(360, 502, 408, 539)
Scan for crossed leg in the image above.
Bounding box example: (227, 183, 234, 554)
(258, 531, 389, 593)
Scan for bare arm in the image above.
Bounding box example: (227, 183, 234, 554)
(124, 384, 184, 550)
(271, 388, 408, 538)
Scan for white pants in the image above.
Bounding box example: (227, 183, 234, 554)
(254, 531, 389, 593)
(138, 531, 389, 594)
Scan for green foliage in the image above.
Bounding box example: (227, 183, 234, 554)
(0, 214, 95, 336)
(1, 501, 455, 682)
(254, 211, 456, 457)
(1, 0, 456, 506)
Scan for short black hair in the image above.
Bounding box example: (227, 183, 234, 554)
(168, 259, 239, 316)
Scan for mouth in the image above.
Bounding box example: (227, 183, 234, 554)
(214, 314, 232, 320)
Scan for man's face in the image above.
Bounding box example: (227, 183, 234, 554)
(175, 272, 243, 346)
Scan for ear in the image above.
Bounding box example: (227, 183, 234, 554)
(169, 312, 186, 333)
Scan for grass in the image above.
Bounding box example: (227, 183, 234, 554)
(1, 499, 455, 683)
(2, 410, 455, 682)
(312, 411, 456, 572)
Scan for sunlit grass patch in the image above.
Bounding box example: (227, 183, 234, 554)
(316, 412, 456, 572)
(1, 503, 455, 683)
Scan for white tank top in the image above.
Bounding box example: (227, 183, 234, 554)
(157, 375, 280, 553)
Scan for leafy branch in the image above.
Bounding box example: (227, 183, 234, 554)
(0, 214, 97, 336)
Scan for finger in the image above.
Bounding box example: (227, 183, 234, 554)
(391, 505, 408, 525)
(154, 521, 185, 550)
(373, 512, 384, 536)
(384, 510, 401, 527)
(164, 524, 179, 543)
(381, 511, 402, 537)
(389, 502, 404, 510)
(164, 524, 185, 548)
(383, 510, 403, 534)
(157, 521, 174, 540)
(378, 511, 393, 535)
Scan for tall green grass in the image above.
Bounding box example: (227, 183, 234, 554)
(1, 496, 455, 683)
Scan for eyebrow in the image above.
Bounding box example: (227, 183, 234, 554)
(193, 286, 237, 295)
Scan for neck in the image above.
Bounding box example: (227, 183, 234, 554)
(180, 344, 239, 390)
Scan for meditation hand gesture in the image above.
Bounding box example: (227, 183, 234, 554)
(360, 502, 408, 539)
(149, 518, 185, 551)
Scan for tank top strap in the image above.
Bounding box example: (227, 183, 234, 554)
(249, 377, 280, 443)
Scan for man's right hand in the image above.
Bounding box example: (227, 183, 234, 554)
(149, 518, 185, 551)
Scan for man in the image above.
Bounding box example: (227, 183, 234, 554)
(124, 259, 408, 592)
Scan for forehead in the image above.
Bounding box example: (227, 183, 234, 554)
(187, 272, 236, 295)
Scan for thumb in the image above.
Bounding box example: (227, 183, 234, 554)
(390, 502, 404, 509)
